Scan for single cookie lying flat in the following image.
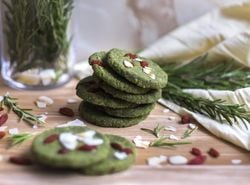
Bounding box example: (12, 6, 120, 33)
(76, 76, 136, 109)
(104, 103, 155, 118)
(79, 101, 148, 128)
(100, 81, 162, 104)
(32, 127, 109, 169)
(89, 52, 149, 94)
(81, 134, 136, 175)
(106, 48, 168, 89)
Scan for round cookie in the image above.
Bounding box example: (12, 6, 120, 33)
(32, 127, 109, 169)
(104, 103, 155, 118)
(76, 76, 136, 109)
(81, 134, 136, 175)
(79, 101, 148, 128)
(100, 81, 162, 104)
(89, 52, 149, 94)
(106, 48, 168, 89)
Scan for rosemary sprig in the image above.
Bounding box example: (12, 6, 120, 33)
(162, 85, 250, 129)
(150, 137, 191, 148)
(182, 126, 198, 139)
(9, 133, 33, 146)
(141, 124, 165, 138)
(1, 95, 46, 126)
(162, 55, 250, 91)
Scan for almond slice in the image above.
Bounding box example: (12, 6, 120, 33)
(36, 101, 47, 109)
(169, 134, 180, 141)
(164, 126, 177, 132)
(169, 155, 188, 165)
(188, 123, 197, 130)
(133, 136, 150, 149)
(38, 96, 54, 105)
(149, 74, 156, 80)
(8, 128, 19, 135)
(231, 159, 242, 165)
(67, 98, 78, 104)
(142, 67, 151, 74)
(123, 60, 134, 68)
(114, 151, 128, 160)
(147, 155, 167, 167)
(135, 58, 143, 62)
(59, 132, 78, 150)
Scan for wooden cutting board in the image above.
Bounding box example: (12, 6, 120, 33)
(0, 78, 249, 185)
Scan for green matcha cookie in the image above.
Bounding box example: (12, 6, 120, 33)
(76, 76, 136, 109)
(81, 134, 136, 175)
(100, 81, 162, 104)
(106, 48, 168, 89)
(89, 51, 149, 94)
(104, 103, 155, 118)
(79, 101, 148, 128)
(32, 127, 109, 169)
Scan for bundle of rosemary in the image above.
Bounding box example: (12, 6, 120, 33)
(161, 56, 250, 129)
(2, 0, 73, 86)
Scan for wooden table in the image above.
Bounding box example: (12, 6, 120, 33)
(0, 78, 249, 185)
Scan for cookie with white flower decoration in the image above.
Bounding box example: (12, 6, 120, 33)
(81, 134, 135, 175)
(31, 127, 109, 169)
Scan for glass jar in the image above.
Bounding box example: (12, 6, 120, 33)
(0, 0, 74, 90)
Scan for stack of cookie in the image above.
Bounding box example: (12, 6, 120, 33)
(32, 127, 136, 175)
(76, 48, 168, 128)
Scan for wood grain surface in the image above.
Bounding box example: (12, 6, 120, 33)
(0, 78, 249, 185)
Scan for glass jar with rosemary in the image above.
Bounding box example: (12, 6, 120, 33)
(0, 0, 74, 90)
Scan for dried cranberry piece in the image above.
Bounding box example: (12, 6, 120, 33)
(190, 147, 202, 156)
(122, 148, 133, 155)
(43, 134, 59, 144)
(124, 53, 137, 59)
(90, 60, 103, 66)
(9, 156, 33, 165)
(0, 113, 8, 126)
(140, 61, 149, 68)
(58, 148, 69, 155)
(180, 115, 191, 124)
(208, 148, 220, 158)
(59, 107, 75, 117)
(188, 155, 207, 165)
(78, 145, 97, 151)
(111, 142, 123, 151)
(0, 131, 6, 139)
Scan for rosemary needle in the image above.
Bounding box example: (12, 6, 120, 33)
(150, 137, 191, 148)
(141, 124, 165, 138)
(182, 127, 197, 139)
(10, 133, 33, 146)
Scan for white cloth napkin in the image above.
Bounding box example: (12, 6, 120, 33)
(140, 1, 250, 150)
